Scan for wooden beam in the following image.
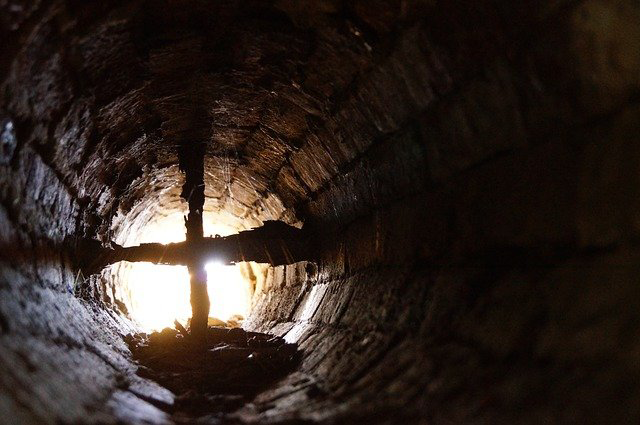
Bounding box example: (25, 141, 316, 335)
(77, 221, 312, 275)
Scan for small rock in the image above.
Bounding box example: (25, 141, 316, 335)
(0, 119, 17, 165)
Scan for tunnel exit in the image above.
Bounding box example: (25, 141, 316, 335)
(114, 213, 253, 332)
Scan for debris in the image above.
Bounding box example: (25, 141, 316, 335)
(0, 119, 17, 165)
(207, 317, 227, 327)
(128, 326, 300, 422)
(174, 320, 188, 337)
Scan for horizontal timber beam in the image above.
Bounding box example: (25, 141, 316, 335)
(76, 221, 312, 275)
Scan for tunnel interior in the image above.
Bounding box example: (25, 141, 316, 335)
(1, 0, 640, 423)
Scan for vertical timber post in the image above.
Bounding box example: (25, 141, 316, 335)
(179, 140, 209, 340)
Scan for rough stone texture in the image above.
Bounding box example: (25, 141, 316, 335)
(0, 144, 172, 422)
(1, 0, 640, 423)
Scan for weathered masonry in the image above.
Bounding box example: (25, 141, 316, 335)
(1, 1, 640, 423)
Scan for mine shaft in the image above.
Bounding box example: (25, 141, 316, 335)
(1, 0, 640, 424)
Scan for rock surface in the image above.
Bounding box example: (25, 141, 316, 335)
(1, 0, 640, 423)
(128, 326, 300, 423)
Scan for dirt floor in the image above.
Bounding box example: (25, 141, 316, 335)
(127, 326, 301, 423)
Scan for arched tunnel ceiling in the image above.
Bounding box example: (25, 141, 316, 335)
(3, 0, 418, 241)
(3, 0, 638, 254)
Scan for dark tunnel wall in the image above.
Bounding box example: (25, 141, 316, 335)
(1, 0, 640, 423)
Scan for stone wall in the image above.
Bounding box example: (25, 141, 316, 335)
(1, 0, 639, 423)
(0, 140, 175, 422)
(245, 1, 640, 423)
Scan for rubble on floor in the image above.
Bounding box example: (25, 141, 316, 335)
(126, 326, 301, 423)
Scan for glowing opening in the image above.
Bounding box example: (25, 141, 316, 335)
(205, 261, 251, 322)
(116, 212, 255, 332)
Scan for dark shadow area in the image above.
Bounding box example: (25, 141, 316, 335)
(127, 326, 301, 422)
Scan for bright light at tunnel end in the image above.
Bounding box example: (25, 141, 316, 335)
(205, 260, 225, 272)
(204, 260, 251, 324)
(120, 215, 253, 332)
